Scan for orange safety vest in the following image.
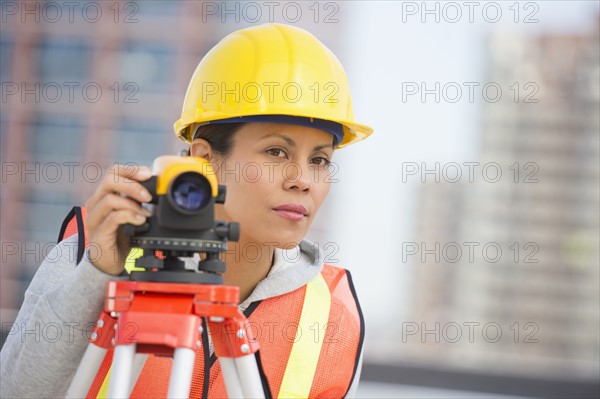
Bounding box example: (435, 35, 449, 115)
(58, 206, 364, 398)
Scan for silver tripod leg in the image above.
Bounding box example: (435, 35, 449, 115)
(220, 357, 244, 398)
(107, 344, 136, 398)
(235, 354, 265, 398)
(66, 344, 107, 398)
(67, 343, 264, 398)
(168, 347, 196, 398)
(220, 355, 266, 399)
(127, 353, 148, 396)
(66, 344, 147, 398)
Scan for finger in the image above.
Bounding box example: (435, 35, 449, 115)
(86, 194, 150, 231)
(86, 164, 152, 210)
(108, 163, 152, 182)
(114, 178, 153, 204)
(86, 164, 152, 207)
(92, 209, 148, 242)
(90, 209, 147, 272)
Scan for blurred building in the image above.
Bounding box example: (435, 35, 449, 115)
(0, 1, 346, 344)
(0, 2, 210, 339)
(407, 26, 600, 380)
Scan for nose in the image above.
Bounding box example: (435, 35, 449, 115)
(283, 162, 311, 192)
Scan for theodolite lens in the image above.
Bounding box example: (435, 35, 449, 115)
(170, 172, 212, 212)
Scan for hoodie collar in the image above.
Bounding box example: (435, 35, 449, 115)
(239, 239, 324, 310)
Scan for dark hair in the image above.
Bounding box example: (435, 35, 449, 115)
(190, 123, 246, 158)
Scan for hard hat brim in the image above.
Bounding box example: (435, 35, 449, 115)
(174, 113, 373, 149)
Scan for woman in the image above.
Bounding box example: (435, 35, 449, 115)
(1, 23, 372, 398)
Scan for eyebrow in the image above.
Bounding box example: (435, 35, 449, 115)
(259, 133, 333, 151)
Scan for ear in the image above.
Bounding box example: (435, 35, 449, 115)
(190, 138, 214, 161)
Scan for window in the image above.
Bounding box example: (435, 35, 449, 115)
(0, 37, 12, 82)
(137, 1, 181, 16)
(118, 42, 175, 93)
(30, 114, 84, 160)
(0, 110, 6, 148)
(111, 119, 169, 166)
(38, 38, 92, 82)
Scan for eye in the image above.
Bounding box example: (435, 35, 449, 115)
(266, 148, 287, 158)
(311, 156, 331, 168)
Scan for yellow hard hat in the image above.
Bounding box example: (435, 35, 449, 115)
(173, 23, 373, 149)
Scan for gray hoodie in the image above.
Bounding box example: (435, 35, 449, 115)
(0, 234, 362, 398)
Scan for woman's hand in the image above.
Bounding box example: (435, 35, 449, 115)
(84, 164, 153, 275)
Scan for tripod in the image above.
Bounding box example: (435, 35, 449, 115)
(66, 279, 266, 398)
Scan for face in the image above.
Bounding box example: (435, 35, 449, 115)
(207, 122, 334, 249)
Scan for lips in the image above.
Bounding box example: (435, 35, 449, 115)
(273, 204, 308, 222)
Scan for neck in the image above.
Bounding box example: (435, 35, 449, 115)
(221, 238, 275, 304)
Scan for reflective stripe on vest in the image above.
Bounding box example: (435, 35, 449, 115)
(277, 273, 331, 398)
(96, 368, 111, 398)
